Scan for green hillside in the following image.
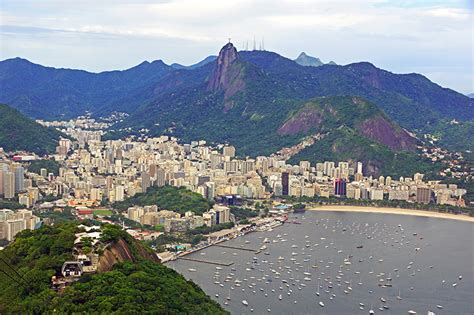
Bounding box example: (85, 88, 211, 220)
(0, 103, 63, 154)
(0, 223, 225, 314)
(288, 127, 440, 178)
(113, 185, 214, 215)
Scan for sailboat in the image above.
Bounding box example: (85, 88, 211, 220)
(397, 290, 402, 300)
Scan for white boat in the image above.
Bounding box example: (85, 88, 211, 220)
(319, 301, 325, 307)
(188, 268, 196, 272)
(242, 300, 249, 306)
(408, 311, 417, 314)
(436, 305, 443, 309)
(278, 294, 282, 300)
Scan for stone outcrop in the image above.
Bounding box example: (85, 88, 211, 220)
(357, 115, 417, 151)
(207, 42, 246, 110)
(97, 238, 159, 273)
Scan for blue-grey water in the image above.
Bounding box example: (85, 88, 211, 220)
(168, 211, 474, 315)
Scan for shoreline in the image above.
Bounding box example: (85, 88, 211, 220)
(306, 205, 474, 223)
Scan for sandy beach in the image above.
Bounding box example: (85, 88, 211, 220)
(307, 205, 474, 223)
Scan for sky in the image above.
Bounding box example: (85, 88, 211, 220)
(0, 0, 472, 94)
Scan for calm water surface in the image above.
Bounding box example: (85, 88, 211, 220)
(168, 211, 474, 315)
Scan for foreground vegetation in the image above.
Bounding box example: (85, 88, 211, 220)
(0, 223, 226, 314)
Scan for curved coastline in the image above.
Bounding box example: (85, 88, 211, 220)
(306, 205, 474, 223)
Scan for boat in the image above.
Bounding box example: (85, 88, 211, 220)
(436, 305, 443, 309)
(242, 300, 249, 306)
(278, 294, 282, 300)
(319, 301, 325, 307)
(188, 268, 196, 272)
(397, 290, 402, 300)
(408, 311, 417, 314)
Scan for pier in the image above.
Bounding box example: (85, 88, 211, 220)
(178, 257, 234, 266)
(213, 244, 260, 252)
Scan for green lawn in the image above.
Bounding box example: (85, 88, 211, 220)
(93, 209, 113, 216)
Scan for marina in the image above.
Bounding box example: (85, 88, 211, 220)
(178, 257, 234, 266)
(169, 210, 474, 314)
(214, 244, 260, 252)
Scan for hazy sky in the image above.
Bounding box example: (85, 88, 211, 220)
(1, 0, 472, 93)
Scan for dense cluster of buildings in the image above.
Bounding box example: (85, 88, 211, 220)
(2, 134, 468, 212)
(125, 204, 230, 232)
(0, 116, 469, 241)
(0, 209, 40, 241)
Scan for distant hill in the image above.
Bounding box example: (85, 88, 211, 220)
(468, 93, 474, 98)
(0, 103, 63, 154)
(0, 57, 173, 119)
(294, 52, 336, 67)
(294, 52, 324, 66)
(171, 55, 217, 70)
(0, 223, 226, 314)
(1, 43, 473, 157)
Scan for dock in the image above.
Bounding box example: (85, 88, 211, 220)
(178, 257, 234, 266)
(213, 244, 260, 253)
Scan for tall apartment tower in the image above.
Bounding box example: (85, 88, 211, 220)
(155, 168, 166, 187)
(416, 187, 431, 204)
(334, 178, 347, 196)
(4, 171, 15, 199)
(282, 172, 289, 196)
(14, 166, 25, 193)
(141, 172, 151, 193)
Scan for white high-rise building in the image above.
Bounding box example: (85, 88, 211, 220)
(3, 171, 15, 199)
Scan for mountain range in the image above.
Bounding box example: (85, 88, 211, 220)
(293, 52, 336, 67)
(0, 103, 63, 155)
(0, 43, 472, 174)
